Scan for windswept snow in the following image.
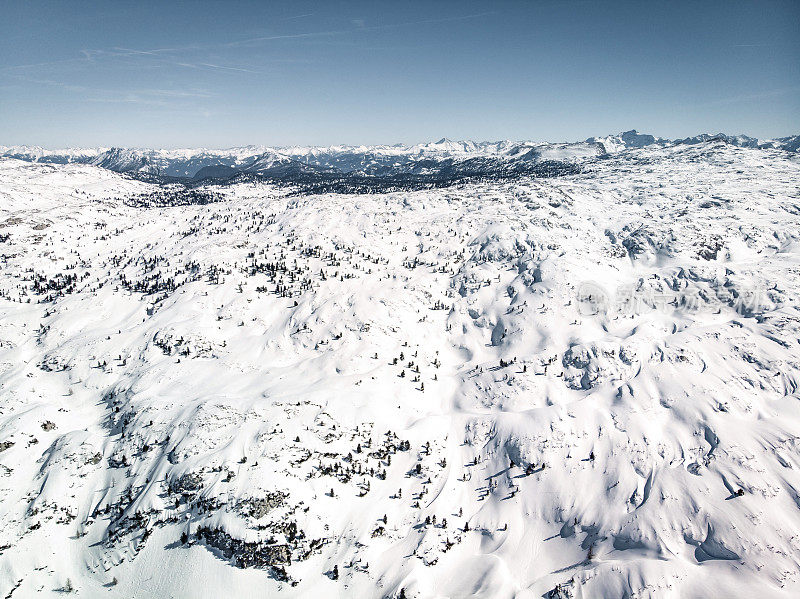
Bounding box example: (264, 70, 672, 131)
(1, 141, 800, 598)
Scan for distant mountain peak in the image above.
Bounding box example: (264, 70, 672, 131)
(2, 131, 798, 181)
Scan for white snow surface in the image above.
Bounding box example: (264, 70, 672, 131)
(1, 142, 800, 598)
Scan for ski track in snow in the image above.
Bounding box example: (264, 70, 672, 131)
(1, 142, 800, 598)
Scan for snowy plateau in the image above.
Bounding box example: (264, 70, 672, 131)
(1, 134, 800, 599)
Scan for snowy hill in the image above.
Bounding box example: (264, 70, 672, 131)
(0, 145, 105, 165)
(1, 141, 800, 598)
(585, 130, 670, 153)
(90, 148, 160, 174)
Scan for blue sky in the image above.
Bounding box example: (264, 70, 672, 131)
(1, 0, 798, 148)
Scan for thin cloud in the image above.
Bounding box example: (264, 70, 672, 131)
(225, 29, 344, 47)
(1, 57, 89, 72)
(282, 13, 315, 21)
(6, 73, 215, 105)
(85, 96, 170, 107)
(141, 89, 215, 98)
(184, 62, 261, 74)
(227, 11, 494, 47)
(703, 86, 800, 107)
(1, 10, 494, 74)
(111, 47, 262, 74)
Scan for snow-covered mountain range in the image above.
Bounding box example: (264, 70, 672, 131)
(2, 131, 798, 181)
(1, 137, 800, 598)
